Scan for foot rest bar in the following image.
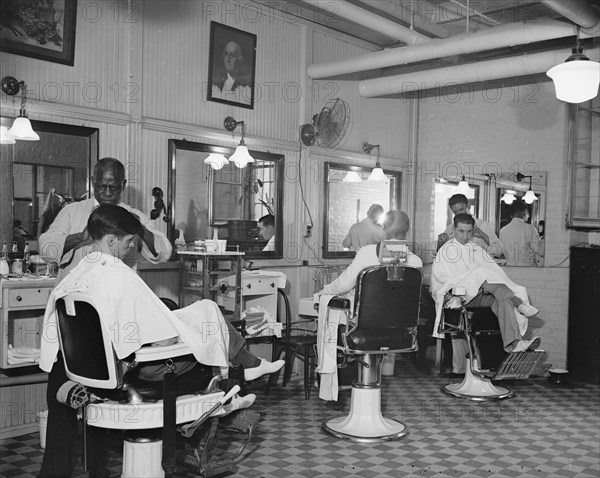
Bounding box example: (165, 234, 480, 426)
(493, 350, 544, 380)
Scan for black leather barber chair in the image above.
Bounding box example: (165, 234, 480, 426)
(321, 263, 422, 442)
(55, 293, 259, 477)
(439, 291, 543, 401)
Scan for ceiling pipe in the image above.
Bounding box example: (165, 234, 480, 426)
(358, 48, 600, 97)
(538, 0, 600, 34)
(308, 19, 578, 79)
(299, 0, 430, 44)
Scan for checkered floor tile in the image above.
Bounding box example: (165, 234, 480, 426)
(1, 357, 599, 478)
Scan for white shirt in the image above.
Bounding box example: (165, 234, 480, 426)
(500, 218, 542, 266)
(262, 235, 275, 252)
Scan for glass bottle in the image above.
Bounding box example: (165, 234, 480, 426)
(23, 242, 30, 273)
(0, 242, 9, 275)
(11, 241, 18, 253)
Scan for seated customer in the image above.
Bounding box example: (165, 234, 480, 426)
(431, 213, 541, 370)
(38, 205, 283, 478)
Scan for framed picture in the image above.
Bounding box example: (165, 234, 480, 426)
(207, 22, 256, 110)
(0, 0, 77, 66)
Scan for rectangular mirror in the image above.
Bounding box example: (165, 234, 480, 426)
(323, 162, 402, 259)
(168, 139, 284, 259)
(1, 118, 98, 252)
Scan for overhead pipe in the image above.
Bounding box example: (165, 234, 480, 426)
(538, 0, 600, 34)
(308, 20, 578, 79)
(299, 0, 430, 44)
(358, 48, 600, 97)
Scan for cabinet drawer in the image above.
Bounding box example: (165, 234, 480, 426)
(242, 277, 277, 295)
(7, 288, 52, 308)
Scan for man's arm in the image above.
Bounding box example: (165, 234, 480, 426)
(39, 202, 90, 264)
(322, 247, 373, 296)
(477, 219, 504, 258)
(124, 205, 172, 264)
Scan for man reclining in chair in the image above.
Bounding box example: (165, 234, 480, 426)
(39, 205, 283, 478)
(314, 210, 423, 401)
(431, 213, 541, 369)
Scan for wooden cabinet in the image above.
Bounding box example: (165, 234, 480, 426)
(568, 246, 600, 384)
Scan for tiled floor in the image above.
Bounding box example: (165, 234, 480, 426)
(1, 357, 599, 478)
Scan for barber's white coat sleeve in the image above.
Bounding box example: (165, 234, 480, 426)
(127, 205, 172, 264)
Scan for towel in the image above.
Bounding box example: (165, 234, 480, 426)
(315, 295, 346, 401)
(7, 345, 40, 365)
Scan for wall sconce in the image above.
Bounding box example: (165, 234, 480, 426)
(1, 76, 39, 141)
(501, 190, 517, 204)
(546, 28, 600, 104)
(204, 153, 229, 170)
(224, 116, 254, 168)
(456, 175, 471, 194)
(362, 142, 387, 182)
(342, 170, 363, 183)
(516, 172, 538, 204)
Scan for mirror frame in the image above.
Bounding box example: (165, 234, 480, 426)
(0, 118, 98, 246)
(323, 162, 402, 259)
(167, 139, 284, 259)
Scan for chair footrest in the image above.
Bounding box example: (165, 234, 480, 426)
(218, 410, 261, 433)
(493, 350, 544, 380)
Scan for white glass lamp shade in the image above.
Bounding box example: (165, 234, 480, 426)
(501, 192, 516, 204)
(367, 166, 387, 182)
(229, 144, 254, 168)
(456, 176, 471, 194)
(342, 171, 363, 183)
(8, 116, 39, 141)
(523, 190, 538, 204)
(0, 126, 16, 144)
(547, 60, 600, 104)
(204, 153, 228, 170)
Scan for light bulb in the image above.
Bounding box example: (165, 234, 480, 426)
(8, 116, 39, 140)
(523, 190, 538, 204)
(456, 176, 470, 194)
(501, 192, 516, 205)
(229, 144, 254, 168)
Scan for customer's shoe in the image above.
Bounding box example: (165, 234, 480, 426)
(517, 303, 539, 317)
(510, 336, 541, 353)
(223, 393, 256, 415)
(244, 359, 285, 381)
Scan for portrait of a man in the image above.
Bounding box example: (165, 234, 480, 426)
(207, 22, 256, 109)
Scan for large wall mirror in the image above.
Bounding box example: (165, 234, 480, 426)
(168, 139, 284, 259)
(323, 162, 402, 259)
(0, 118, 98, 252)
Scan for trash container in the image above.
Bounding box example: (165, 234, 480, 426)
(38, 410, 48, 449)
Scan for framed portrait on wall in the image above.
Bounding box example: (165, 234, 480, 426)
(207, 22, 257, 110)
(0, 0, 77, 66)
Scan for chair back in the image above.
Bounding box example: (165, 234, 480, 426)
(347, 265, 422, 351)
(56, 292, 123, 389)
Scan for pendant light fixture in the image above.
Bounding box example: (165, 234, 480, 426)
(204, 153, 229, 170)
(224, 116, 254, 168)
(546, 27, 600, 104)
(456, 175, 471, 194)
(0, 126, 16, 144)
(516, 172, 538, 205)
(363, 142, 387, 182)
(1, 76, 39, 141)
(501, 191, 517, 205)
(342, 170, 363, 183)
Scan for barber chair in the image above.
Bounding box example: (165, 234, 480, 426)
(55, 293, 259, 477)
(321, 263, 422, 442)
(439, 291, 543, 401)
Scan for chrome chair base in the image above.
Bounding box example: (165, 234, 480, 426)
(441, 363, 514, 402)
(321, 387, 409, 443)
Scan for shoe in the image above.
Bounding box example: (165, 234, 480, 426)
(517, 303, 539, 317)
(511, 336, 541, 353)
(244, 359, 285, 381)
(222, 393, 256, 415)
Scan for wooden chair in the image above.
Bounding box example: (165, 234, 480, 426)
(265, 289, 318, 399)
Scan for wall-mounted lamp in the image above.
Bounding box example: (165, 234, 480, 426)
(1, 76, 39, 141)
(456, 175, 471, 194)
(362, 142, 387, 182)
(516, 172, 538, 204)
(342, 170, 363, 183)
(546, 28, 600, 104)
(224, 116, 254, 168)
(501, 190, 517, 204)
(204, 153, 229, 170)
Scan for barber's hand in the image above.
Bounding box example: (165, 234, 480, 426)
(473, 227, 490, 245)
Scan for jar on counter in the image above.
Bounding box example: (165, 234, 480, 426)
(11, 258, 23, 276)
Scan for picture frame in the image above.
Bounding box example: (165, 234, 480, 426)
(207, 22, 256, 110)
(0, 0, 77, 66)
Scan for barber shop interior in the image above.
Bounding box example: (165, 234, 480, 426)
(1, 1, 600, 477)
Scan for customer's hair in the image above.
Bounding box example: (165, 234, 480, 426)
(453, 213, 475, 228)
(367, 204, 384, 221)
(383, 210, 410, 239)
(93, 157, 126, 184)
(87, 204, 141, 240)
(510, 200, 529, 218)
(448, 194, 468, 207)
(258, 214, 274, 228)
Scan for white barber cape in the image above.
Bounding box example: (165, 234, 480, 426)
(431, 239, 529, 339)
(39, 252, 229, 374)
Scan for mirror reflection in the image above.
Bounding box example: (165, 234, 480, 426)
(1, 118, 98, 252)
(323, 162, 402, 259)
(168, 139, 284, 259)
